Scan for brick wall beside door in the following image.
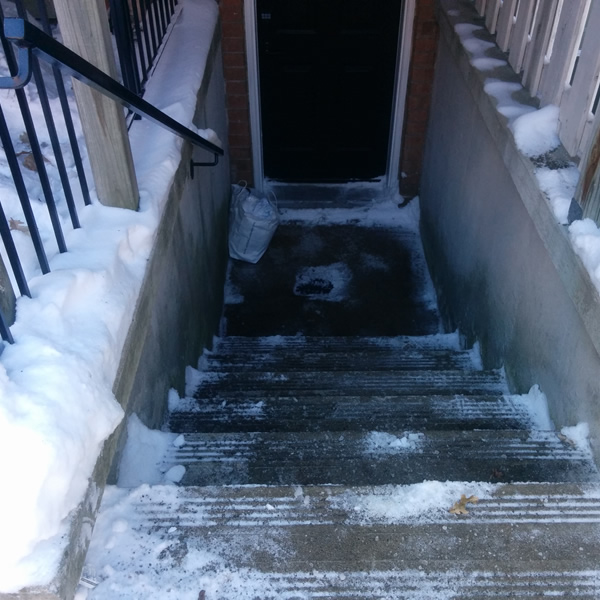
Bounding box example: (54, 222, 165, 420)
(219, 0, 438, 194)
(399, 0, 438, 197)
(220, 0, 254, 185)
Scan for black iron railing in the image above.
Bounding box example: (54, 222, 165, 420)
(0, 6, 223, 344)
(109, 0, 179, 98)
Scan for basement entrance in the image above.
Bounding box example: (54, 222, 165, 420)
(256, 0, 404, 182)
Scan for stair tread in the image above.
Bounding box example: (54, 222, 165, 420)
(191, 369, 507, 398)
(169, 394, 534, 432)
(95, 482, 600, 598)
(162, 430, 598, 486)
(202, 350, 478, 371)
(212, 334, 466, 351)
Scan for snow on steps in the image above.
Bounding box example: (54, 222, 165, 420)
(89, 483, 600, 598)
(86, 334, 600, 598)
(169, 394, 535, 433)
(163, 430, 597, 486)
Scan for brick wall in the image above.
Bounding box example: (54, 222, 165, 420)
(219, 1, 438, 193)
(399, 0, 439, 197)
(220, 0, 254, 185)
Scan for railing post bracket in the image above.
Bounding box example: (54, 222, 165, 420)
(190, 154, 220, 179)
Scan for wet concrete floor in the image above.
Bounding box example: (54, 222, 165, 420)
(223, 222, 440, 337)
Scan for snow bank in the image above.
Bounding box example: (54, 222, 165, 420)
(0, 0, 220, 591)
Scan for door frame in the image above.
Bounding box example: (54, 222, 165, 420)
(244, 0, 416, 195)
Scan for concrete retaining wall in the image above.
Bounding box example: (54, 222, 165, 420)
(420, 0, 600, 459)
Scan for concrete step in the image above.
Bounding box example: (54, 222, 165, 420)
(169, 393, 533, 433)
(212, 334, 465, 354)
(204, 335, 479, 371)
(163, 430, 598, 486)
(202, 348, 477, 372)
(102, 482, 600, 598)
(192, 369, 507, 398)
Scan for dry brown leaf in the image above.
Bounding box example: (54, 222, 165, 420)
(9, 218, 29, 235)
(23, 152, 38, 171)
(18, 151, 51, 172)
(449, 494, 479, 515)
(558, 433, 576, 447)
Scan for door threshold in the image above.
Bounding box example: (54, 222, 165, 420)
(266, 180, 393, 208)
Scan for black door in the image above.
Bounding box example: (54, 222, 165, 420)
(256, 0, 403, 182)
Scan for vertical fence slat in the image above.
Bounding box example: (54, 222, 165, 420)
(558, 0, 600, 156)
(485, 0, 502, 33)
(0, 106, 50, 277)
(537, 0, 589, 106)
(495, 0, 518, 51)
(508, 0, 536, 73)
(475, 0, 487, 17)
(0, 163, 31, 296)
(31, 58, 81, 229)
(577, 111, 600, 221)
(522, 0, 558, 96)
(0, 250, 16, 337)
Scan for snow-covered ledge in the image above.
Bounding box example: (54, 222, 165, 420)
(0, 1, 229, 598)
(421, 0, 600, 463)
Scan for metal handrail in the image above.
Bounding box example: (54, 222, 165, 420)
(0, 18, 224, 160)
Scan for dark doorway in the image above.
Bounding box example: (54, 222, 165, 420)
(256, 0, 404, 182)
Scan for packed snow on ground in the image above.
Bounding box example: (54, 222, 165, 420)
(0, 0, 220, 592)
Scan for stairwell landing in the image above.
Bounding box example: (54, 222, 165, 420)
(80, 202, 600, 599)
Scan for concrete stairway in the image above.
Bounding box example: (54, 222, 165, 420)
(153, 334, 600, 598)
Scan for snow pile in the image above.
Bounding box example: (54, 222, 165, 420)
(454, 16, 581, 226)
(117, 415, 185, 487)
(510, 105, 561, 157)
(561, 422, 592, 455)
(365, 431, 424, 454)
(0, 0, 220, 591)
(569, 219, 600, 290)
(334, 481, 496, 524)
(509, 384, 554, 430)
(482, 80, 534, 121)
(536, 165, 579, 225)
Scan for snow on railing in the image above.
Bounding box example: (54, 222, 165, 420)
(473, 0, 600, 162)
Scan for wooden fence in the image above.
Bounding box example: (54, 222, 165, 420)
(473, 0, 600, 218)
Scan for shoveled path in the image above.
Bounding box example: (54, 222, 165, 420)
(81, 204, 600, 599)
